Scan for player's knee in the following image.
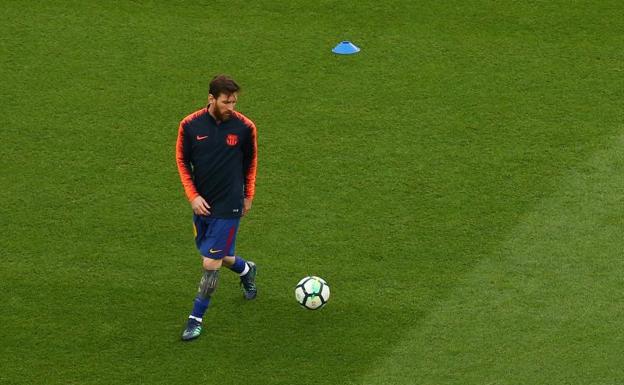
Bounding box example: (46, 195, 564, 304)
(198, 269, 219, 299)
(202, 256, 223, 270)
(221, 255, 236, 268)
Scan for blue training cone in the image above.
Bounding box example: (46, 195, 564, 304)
(332, 41, 360, 55)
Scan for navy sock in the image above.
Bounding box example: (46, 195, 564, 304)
(229, 256, 247, 274)
(190, 296, 211, 319)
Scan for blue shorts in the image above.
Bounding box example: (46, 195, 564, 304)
(193, 215, 240, 259)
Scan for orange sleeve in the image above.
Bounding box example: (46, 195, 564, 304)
(245, 121, 258, 199)
(175, 121, 200, 202)
(235, 111, 258, 200)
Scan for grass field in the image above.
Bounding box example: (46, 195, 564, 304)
(2, 1, 623, 384)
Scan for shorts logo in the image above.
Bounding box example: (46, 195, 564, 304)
(209, 248, 223, 254)
(226, 134, 239, 147)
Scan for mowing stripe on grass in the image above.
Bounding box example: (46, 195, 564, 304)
(360, 133, 624, 385)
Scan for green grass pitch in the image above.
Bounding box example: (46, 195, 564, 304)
(1, 1, 623, 384)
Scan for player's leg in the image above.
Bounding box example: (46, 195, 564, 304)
(189, 258, 223, 322)
(181, 216, 226, 341)
(218, 219, 257, 300)
(182, 257, 222, 341)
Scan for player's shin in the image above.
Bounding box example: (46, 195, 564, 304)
(189, 269, 219, 321)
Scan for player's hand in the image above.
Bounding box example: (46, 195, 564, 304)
(191, 196, 211, 216)
(243, 198, 253, 216)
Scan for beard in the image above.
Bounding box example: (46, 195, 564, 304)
(213, 105, 232, 121)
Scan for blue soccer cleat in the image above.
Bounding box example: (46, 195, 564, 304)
(240, 261, 257, 300)
(181, 318, 203, 341)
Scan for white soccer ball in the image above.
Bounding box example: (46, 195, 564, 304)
(294, 276, 330, 310)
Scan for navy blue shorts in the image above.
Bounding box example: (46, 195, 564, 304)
(192, 215, 240, 259)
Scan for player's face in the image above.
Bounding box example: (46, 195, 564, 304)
(209, 93, 238, 121)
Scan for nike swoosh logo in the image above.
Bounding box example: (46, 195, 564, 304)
(196, 135, 208, 140)
(209, 249, 223, 254)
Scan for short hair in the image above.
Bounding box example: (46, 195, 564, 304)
(209, 75, 240, 99)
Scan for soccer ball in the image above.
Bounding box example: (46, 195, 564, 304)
(295, 276, 330, 310)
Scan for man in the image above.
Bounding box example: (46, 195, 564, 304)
(175, 74, 258, 341)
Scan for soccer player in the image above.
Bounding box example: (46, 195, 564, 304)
(175, 75, 258, 341)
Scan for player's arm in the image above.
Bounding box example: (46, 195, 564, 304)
(242, 120, 258, 214)
(175, 121, 211, 215)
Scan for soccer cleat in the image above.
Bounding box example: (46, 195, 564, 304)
(181, 318, 203, 341)
(240, 261, 257, 300)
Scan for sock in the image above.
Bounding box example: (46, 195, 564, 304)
(240, 262, 250, 276)
(229, 256, 249, 276)
(190, 296, 211, 320)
